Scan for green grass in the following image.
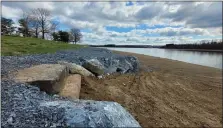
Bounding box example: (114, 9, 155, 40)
(1, 35, 87, 56)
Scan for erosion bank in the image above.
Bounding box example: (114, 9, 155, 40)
(80, 50, 222, 127)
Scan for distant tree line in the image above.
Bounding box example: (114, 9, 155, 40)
(52, 28, 82, 44)
(1, 8, 82, 44)
(161, 41, 223, 50)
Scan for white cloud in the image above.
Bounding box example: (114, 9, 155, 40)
(2, 5, 23, 19)
(1, 2, 222, 45)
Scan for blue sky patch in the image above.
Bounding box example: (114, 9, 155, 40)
(106, 24, 183, 33)
(106, 26, 135, 33)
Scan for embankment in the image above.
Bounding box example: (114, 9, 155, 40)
(80, 50, 222, 127)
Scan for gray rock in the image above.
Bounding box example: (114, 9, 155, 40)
(82, 59, 105, 76)
(58, 61, 95, 76)
(1, 80, 141, 127)
(40, 100, 141, 127)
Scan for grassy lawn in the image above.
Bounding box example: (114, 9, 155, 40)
(1, 35, 87, 56)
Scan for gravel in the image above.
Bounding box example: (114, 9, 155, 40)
(1, 47, 139, 77)
(1, 47, 141, 127)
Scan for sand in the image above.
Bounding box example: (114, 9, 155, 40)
(80, 51, 222, 127)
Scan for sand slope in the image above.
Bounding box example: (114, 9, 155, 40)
(80, 51, 222, 127)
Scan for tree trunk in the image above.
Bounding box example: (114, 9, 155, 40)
(35, 29, 38, 38)
(35, 28, 38, 38)
(75, 37, 77, 44)
(42, 20, 44, 39)
(42, 30, 44, 39)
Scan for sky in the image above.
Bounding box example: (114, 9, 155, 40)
(2, 1, 222, 45)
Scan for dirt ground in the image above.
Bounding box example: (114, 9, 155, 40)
(80, 51, 222, 127)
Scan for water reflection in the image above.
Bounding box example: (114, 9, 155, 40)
(106, 48, 222, 69)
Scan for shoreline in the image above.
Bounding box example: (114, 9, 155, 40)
(92, 46, 223, 53)
(160, 48, 223, 53)
(113, 50, 222, 71)
(81, 49, 222, 127)
(111, 49, 222, 70)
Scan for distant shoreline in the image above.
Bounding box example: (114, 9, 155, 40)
(160, 48, 223, 53)
(89, 45, 160, 48)
(91, 46, 223, 53)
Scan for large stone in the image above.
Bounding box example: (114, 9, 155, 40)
(108, 56, 139, 74)
(82, 59, 105, 76)
(14, 64, 68, 94)
(59, 74, 81, 99)
(40, 100, 141, 127)
(58, 61, 94, 76)
(2, 80, 141, 127)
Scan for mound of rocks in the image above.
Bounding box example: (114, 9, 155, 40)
(1, 47, 141, 127)
(1, 48, 139, 76)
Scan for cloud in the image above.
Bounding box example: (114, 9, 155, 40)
(1, 1, 222, 45)
(2, 5, 23, 19)
(158, 28, 209, 36)
(134, 3, 165, 20)
(163, 2, 222, 28)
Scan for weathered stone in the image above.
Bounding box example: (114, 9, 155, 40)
(14, 64, 68, 94)
(40, 100, 141, 127)
(58, 61, 94, 76)
(2, 80, 141, 128)
(82, 59, 105, 76)
(107, 56, 139, 74)
(59, 74, 81, 99)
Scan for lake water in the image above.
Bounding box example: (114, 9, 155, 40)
(105, 48, 222, 69)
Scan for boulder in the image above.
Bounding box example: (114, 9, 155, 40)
(59, 74, 81, 99)
(96, 55, 139, 74)
(2, 80, 141, 127)
(82, 59, 105, 76)
(40, 100, 141, 127)
(58, 61, 94, 76)
(109, 56, 139, 74)
(14, 64, 68, 94)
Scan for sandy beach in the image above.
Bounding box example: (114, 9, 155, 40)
(80, 51, 222, 127)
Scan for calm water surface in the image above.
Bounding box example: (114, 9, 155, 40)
(106, 48, 222, 69)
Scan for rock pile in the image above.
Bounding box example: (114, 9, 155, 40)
(1, 48, 141, 127)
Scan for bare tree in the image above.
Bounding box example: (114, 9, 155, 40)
(28, 16, 40, 38)
(49, 20, 59, 39)
(70, 28, 82, 44)
(18, 11, 31, 37)
(32, 8, 55, 39)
